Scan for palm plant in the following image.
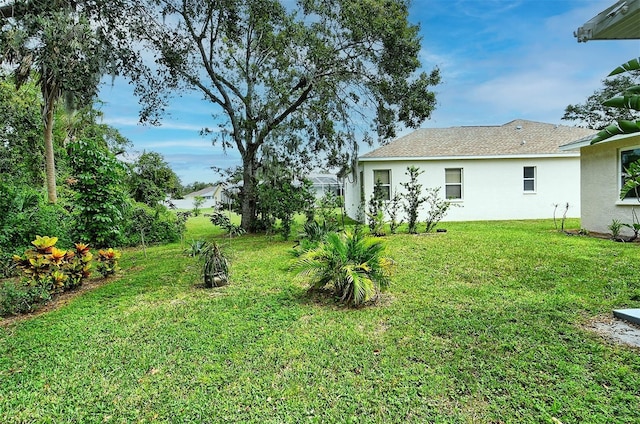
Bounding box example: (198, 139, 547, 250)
(292, 229, 394, 307)
(591, 57, 640, 144)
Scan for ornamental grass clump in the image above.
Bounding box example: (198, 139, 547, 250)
(292, 229, 394, 307)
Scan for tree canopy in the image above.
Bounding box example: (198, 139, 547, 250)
(117, 0, 440, 231)
(562, 70, 640, 130)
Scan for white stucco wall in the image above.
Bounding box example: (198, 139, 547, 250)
(580, 135, 640, 236)
(344, 155, 581, 222)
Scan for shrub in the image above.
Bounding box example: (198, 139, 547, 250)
(67, 139, 128, 247)
(292, 219, 341, 256)
(206, 210, 245, 237)
(122, 202, 184, 246)
(201, 242, 229, 288)
(367, 179, 386, 234)
(424, 187, 454, 233)
(0, 280, 50, 317)
(0, 183, 73, 274)
(95, 248, 121, 277)
(386, 191, 404, 234)
(292, 229, 394, 307)
(401, 166, 427, 234)
(12, 236, 94, 294)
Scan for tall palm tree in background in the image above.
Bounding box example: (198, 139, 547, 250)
(1, 1, 110, 203)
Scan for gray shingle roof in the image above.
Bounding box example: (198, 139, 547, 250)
(361, 119, 597, 159)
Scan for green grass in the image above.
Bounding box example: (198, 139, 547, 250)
(1, 217, 640, 423)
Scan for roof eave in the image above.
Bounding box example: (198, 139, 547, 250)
(575, 0, 640, 42)
(358, 153, 579, 162)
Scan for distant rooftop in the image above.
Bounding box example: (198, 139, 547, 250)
(360, 119, 596, 160)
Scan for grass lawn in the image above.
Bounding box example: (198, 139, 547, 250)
(1, 217, 639, 423)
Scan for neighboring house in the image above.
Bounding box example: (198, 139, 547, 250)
(308, 174, 343, 199)
(168, 185, 226, 210)
(561, 133, 640, 236)
(344, 119, 596, 222)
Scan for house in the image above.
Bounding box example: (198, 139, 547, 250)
(168, 185, 227, 210)
(344, 119, 596, 223)
(561, 133, 640, 236)
(568, 0, 640, 236)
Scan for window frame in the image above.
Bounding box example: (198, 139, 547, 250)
(444, 168, 463, 200)
(523, 166, 536, 193)
(619, 145, 640, 202)
(372, 169, 391, 201)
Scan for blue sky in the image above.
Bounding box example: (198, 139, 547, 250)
(97, 0, 640, 185)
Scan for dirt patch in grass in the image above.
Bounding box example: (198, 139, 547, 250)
(584, 315, 640, 349)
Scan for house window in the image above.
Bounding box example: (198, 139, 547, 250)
(523, 166, 536, 192)
(621, 147, 640, 200)
(373, 169, 391, 201)
(445, 168, 463, 199)
(359, 171, 365, 202)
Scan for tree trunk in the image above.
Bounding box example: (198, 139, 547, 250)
(240, 150, 258, 231)
(44, 105, 57, 203)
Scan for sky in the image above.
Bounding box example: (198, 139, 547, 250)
(97, 0, 640, 185)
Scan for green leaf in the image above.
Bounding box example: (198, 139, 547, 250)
(609, 57, 640, 76)
(591, 120, 640, 144)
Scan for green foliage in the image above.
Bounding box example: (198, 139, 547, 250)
(314, 190, 342, 228)
(609, 219, 623, 239)
(122, 202, 184, 246)
(620, 159, 640, 200)
(589, 58, 640, 144)
(185, 239, 207, 257)
(0, 183, 73, 278)
(12, 236, 93, 294)
(122, 0, 440, 231)
(192, 196, 205, 217)
(387, 190, 404, 234)
(293, 219, 341, 256)
(206, 210, 245, 238)
(0, 77, 44, 187)
(95, 248, 121, 277)
(562, 71, 640, 130)
(201, 242, 230, 288)
(0, 280, 50, 317)
(400, 166, 426, 234)
(293, 229, 394, 307)
(67, 138, 128, 247)
(256, 171, 314, 240)
(367, 179, 386, 235)
(423, 187, 454, 233)
(127, 151, 181, 205)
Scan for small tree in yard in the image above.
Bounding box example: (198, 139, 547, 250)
(367, 179, 386, 236)
(424, 187, 454, 233)
(192, 196, 205, 216)
(401, 166, 426, 234)
(387, 191, 404, 234)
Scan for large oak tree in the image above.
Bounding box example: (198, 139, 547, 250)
(121, 0, 440, 231)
